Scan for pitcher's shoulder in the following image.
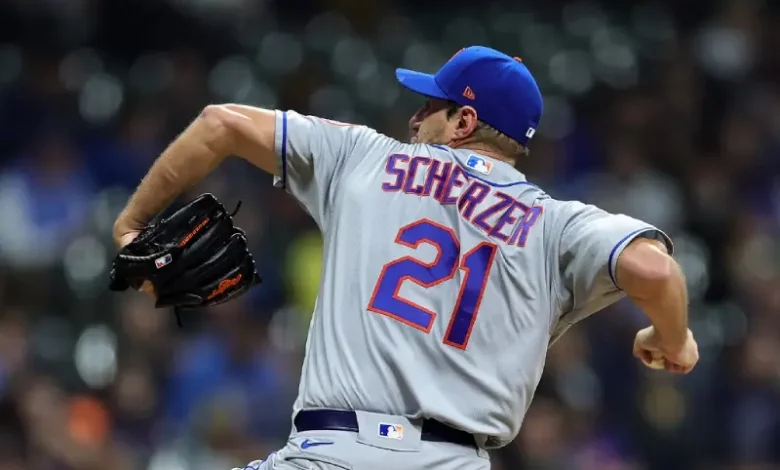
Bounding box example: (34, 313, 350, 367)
(535, 196, 595, 213)
(349, 124, 416, 157)
(533, 196, 602, 239)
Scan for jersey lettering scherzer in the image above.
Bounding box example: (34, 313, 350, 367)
(272, 110, 672, 449)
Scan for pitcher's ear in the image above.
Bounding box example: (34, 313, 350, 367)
(455, 105, 479, 138)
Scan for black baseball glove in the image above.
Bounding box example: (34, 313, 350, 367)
(109, 193, 261, 311)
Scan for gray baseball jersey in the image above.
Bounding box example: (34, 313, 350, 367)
(271, 110, 672, 449)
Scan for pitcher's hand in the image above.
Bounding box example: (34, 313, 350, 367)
(633, 326, 699, 374)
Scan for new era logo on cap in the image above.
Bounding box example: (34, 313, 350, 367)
(155, 254, 173, 269)
(378, 423, 404, 440)
(466, 155, 493, 175)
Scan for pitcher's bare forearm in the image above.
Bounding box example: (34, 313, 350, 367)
(617, 238, 688, 352)
(113, 105, 277, 241)
(114, 114, 225, 236)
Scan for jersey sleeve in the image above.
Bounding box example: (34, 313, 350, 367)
(545, 199, 674, 326)
(272, 110, 386, 228)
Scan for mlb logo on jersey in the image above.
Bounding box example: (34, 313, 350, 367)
(154, 254, 173, 269)
(466, 155, 493, 175)
(378, 423, 404, 440)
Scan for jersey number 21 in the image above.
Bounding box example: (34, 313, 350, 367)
(367, 219, 498, 350)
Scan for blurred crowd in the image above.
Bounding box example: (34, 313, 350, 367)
(0, 0, 779, 469)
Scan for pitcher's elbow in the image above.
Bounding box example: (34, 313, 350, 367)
(618, 239, 675, 296)
(198, 104, 238, 154)
(638, 247, 673, 283)
(200, 104, 232, 133)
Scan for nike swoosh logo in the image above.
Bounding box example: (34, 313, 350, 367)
(300, 438, 334, 449)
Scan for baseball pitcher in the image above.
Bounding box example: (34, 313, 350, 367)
(112, 46, 699, 470)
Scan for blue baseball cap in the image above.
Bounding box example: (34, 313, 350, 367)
(395, 46, 543, 146)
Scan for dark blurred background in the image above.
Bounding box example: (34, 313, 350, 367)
(0, 0, 779, 469)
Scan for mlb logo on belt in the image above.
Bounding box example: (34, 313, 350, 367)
(466, 155, 493, 175)
(378, 423, 404, 440)
(154, 254, 173, 269)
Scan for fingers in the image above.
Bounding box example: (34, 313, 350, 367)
(633, 327, 699, 374)
(663, 348, 699, 374)
(636, 350, 655, 365)
(635, 347, 664, 370)
(639, 357, 689, 373)
(117, 231, 141, 249)
(638, 354, 695, 374)
(663, 362, 685, 374)
(663, 361, 694, 374)
(633, 345, 656, 364)
(635, 348, 695, 374)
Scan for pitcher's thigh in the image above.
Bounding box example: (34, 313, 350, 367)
(234, 450, 353, 470)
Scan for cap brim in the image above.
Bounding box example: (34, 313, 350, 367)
(395, 68, 448, 100)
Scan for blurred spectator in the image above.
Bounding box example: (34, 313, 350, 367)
(0, 127, 95, 268)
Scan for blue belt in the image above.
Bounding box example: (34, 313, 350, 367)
(294, 409, 476, 448)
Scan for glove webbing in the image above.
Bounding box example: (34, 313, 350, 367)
(173, 200, 244, 328)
